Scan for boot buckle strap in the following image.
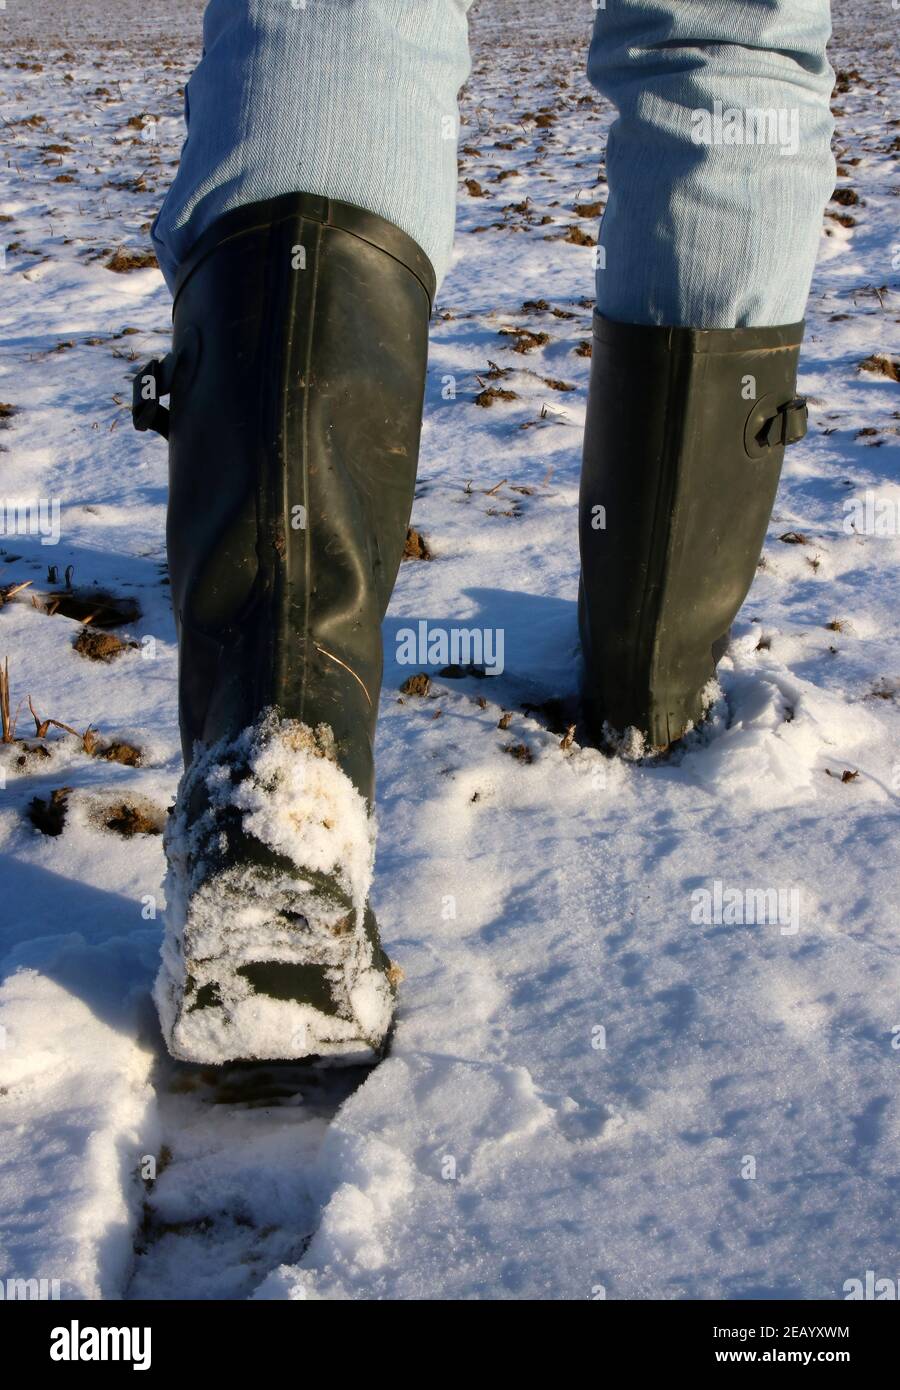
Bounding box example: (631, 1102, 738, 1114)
(132, 354, 175, 439)
(761, 397, 808, 449)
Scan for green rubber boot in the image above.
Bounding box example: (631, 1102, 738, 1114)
(133, 194, 434, 1063)
(578, 314, 809, 753)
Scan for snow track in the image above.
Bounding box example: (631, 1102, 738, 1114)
(126, 1060, 370, 1301)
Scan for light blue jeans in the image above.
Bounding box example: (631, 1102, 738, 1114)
(152, 0, 835, 329)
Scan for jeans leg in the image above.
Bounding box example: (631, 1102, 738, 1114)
(588, 0, 835, 327)
(152, 0, 473, 292)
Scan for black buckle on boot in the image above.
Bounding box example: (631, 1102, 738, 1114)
(745, 395, 808, 458)
(132, 355, 175, 439)
(760, 397, 808, 448)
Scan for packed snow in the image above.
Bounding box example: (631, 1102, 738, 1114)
(159, 712, 391, 1064)
(0, 0, 897, 1300)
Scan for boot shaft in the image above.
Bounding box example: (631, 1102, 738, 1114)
(141, 193, 434, 798)
(579, 314, 807, 749)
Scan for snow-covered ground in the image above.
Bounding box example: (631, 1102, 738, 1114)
(0, 0, 898, 1300)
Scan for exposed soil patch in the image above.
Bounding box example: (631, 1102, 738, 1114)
(475, 385, 519, 407)
(399, 673, 432, 698)
(34, 587, 141, 628)
(83, 731, 144, 766)
(499, 327, 550, 354)
(403, 527, 432, 561)
(90, 797, 163, 837)
(28, 786, 72, 836)
(0, 579, 33, 606)
(73, 627, 138, 661)
(521, 697, 573, 737)
(105, 247, 158, 273)
(858, 354, 899, 382)
(439, 664, 488, 680)
(779, 532, 809, 545)
(834, 67, 862, 95)
(12, 741, 53, 770)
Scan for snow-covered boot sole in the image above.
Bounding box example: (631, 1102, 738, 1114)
(155, 713, 398, 1065)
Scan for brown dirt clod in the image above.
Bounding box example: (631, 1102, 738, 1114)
(403, 527, 432, 561)
(399, 673, 432, 698)
(475, 386, 519, 407)
(105, 247, 158, 273)
(29, 787, 72, 837)
(779, 532, 808, 545)
(73, 627, 135, 662)
(96, 739, 144, 767)
(858, 354, 899, 383)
